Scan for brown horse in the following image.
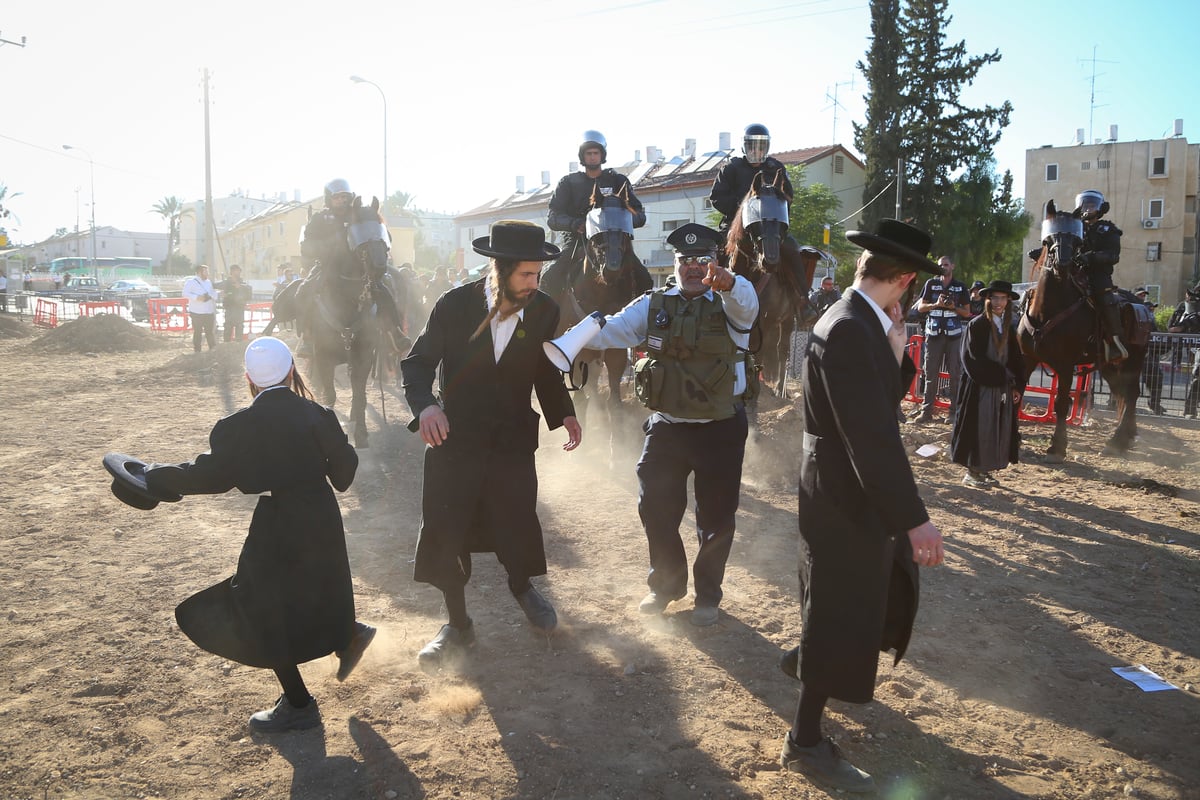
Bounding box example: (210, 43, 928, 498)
(1018, 199, 1152, 460)
(724, 173, 817, 397)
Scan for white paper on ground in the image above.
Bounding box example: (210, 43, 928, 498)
(1111, 664, 1179, 692)
(915, 444, 941, 458)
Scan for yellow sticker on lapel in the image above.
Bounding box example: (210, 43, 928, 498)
(516, 329, 526, 339)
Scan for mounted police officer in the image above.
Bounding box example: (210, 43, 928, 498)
(709, 123, 807, 288)
(1075, 189, 1128, 362)
(296, 178, 404, 356)
(541, 131, 648, 300)
(557, 223, 759, 627)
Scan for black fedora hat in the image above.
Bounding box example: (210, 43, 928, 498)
(979, 279, 1019, 300)
(845, 219, 941, 275)
(103, 452, 182, 510)
(472, 220, 560, 261)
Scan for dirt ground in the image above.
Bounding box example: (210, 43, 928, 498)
(1, 313, 1198, 800)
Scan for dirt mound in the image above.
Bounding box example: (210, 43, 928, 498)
(29, 314, 169, 354)
(154, 344, 248, 376)
(0, 314, 35, 339)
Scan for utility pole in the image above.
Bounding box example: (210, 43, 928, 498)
(824, 78, 854, 144)
(895, 158, 904, 220)
(203, 68, 215, 271)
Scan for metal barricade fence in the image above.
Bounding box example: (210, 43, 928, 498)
(784, 327, 1200, 419)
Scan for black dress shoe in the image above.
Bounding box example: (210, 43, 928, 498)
(418, 621, 475, 670)
(514, 586, 557, 632)
(781, 734, 875, 793)
(248, 695, 322, 733)
(335, 621, 377, 682)
(779, 646, 799, 681)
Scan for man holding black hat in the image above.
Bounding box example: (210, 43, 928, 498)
(779, 219, 944, 793)
(401, 220, 582, 670)
(556, 222, 758, 626)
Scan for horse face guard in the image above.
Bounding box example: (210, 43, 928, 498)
(740, 185, 789, 268)
(347, 198, 391, 281)
(585, 195, 634, 275)
(1040, 201, 1084, 280)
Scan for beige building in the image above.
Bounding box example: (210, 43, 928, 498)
(216, 199, 416, 280)
(1023, 124, 1200, 304)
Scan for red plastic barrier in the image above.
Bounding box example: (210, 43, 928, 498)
(245, 302, 274, 335)
(906, 333, 1090, 427)
(148, 297, 190, 333)
(1018, 364, 1092, 426)
(33, 298, 59, 328)
(79, 301, 123, 317)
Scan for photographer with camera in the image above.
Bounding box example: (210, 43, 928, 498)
(911, 256, 970, 424)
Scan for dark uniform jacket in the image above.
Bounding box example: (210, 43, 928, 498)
(146, 388, 359, 669)
(1081, 219, 1122, 291)
(709, 156, 794, 225)
(797, 290, 929, 702)
(547, 170, 646, 240)
(400, 280, 575, 590)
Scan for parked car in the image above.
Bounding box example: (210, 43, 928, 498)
(106, 278, 164, 322)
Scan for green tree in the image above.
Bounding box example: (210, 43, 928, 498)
(852, 0, 904, 232)
(935, 157, 1029, 284)
(150, 196, 194, 275)
(856, 0, 1012, 235)
(383, 190, 417, 219)
(785, 165, 858, 287)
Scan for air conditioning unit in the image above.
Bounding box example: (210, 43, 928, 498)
(1143, 219, 1161, 229)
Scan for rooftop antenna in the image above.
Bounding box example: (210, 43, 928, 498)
(823, 77, 855, 144)
(1080, 45, 1116, 144)
(0, 31, 28, 48)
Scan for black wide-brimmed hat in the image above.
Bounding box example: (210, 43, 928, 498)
(103, 452, 182, 510)
(472, 220, 560, 261)
(979, 279, 1019, 300)
(845, 219, 941, 275)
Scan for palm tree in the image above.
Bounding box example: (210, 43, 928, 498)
(150, 196, 194, 274)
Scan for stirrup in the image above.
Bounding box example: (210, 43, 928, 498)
(1104, 338, 1129, 363)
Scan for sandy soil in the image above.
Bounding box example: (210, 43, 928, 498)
(1, 312, 1198, 800)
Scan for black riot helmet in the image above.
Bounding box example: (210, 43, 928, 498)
(324, 178, 353, 208)
(743, 123, 770, 165)
(579, 130, 608, 165)
(1074, 189, 1108, 221)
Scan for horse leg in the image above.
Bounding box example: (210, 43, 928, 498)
(350, 346, 370, 449)
(1046, 369, 1073, 462)
(1103, 362, 1139, 455)
(603, 348, 630, 466)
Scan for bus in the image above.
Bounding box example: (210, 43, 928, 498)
(49, 256, 154, 283)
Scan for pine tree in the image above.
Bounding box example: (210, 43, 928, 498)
(852, 0, 904, 231)
(855, 0, 1012, 236)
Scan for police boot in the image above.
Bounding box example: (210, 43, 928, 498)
(1100, 298, 1128, 363)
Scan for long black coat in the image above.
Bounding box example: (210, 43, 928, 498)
(797, 290, 930, 703)
(146, 388, 359, 669)
(400, 280, 575, 591)
(950, 314, 1024, 469)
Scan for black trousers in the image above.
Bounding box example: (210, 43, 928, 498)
(223, 306, 246, 342)
(191, 313, 216, 352)
(635, 406, 748, 607)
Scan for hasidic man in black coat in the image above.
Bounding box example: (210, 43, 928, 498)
(780, 219, 945, 793)
(401, 220, 581, 670)
(108, 337, 376, 733)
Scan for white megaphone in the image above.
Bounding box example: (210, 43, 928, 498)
(543, 311, 606, 373)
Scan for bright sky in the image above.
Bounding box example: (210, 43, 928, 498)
(2, 0, 1198, 245)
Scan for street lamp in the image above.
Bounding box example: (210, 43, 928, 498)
(349, 75, 387, 207)
(62, 144, 98, 279)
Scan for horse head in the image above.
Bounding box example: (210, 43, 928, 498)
(584, 187, 634, 276)
(1039, 198, 1084, 280)
(727, 169, 790, 271)
(347, 196, 390, 282)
